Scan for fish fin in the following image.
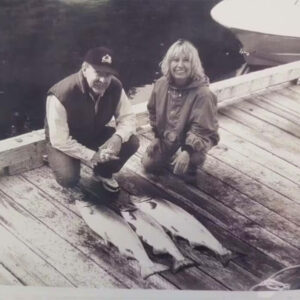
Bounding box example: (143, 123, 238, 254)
(172, 257, 194, 273)
(141, 263, 169, 279)
(218, 250, 241, 266)
(167, 230, 177, 242)
(102, 233, 110, 247)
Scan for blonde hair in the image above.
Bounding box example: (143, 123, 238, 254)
(160, 39, 205, 81)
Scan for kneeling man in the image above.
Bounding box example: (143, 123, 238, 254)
(45, 47, 139, 192)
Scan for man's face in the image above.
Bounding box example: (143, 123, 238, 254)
(82, 63, 112, 95)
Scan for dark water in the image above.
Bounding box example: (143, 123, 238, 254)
(0, 0, 243, 139)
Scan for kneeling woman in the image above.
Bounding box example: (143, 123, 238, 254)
(142, 39, 219, 183)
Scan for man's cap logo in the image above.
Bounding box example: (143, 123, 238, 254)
(101, 54, 112, 64)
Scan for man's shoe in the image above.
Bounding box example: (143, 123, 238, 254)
(96, 175, 120, 193)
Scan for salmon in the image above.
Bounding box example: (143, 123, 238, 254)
(133, 197, 234, 265)
(122, 209, 194, 272)
(76, 200, 169, 279)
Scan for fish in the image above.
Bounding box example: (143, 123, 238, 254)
(133, 197, 234, 265)
(121, 208, 194, 272)
(76, 200, 169, 279)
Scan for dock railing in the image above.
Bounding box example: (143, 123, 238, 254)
(1, 60, 300, 175)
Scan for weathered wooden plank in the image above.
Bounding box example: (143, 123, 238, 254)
(0, 178, 125, 288)
(0, 130, 45, 175)
(288, 84, 300, 96)
(175, 243, 257, 291)
(197, 158, 300, 247)
(19, 167, 177, 290)
(0, 130, 44, 153)
(155, 267, 227, 291)
(263, 90, 300, 115)
(212, 134, 300, 226)
(248, 96, 300, 127)
(210, 143, 300, 205)
(0, 216, 72, 287)
(218, 128, 300, 186)
(219, 113, 300, 168)
(210, 60, 300, 105)
(220, 106, 300, 155)
(279, 86, 300, 102)
(0, 263, 22, 286)
(233, 98, 300, 138)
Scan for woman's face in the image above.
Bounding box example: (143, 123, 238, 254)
(169, 52, 192, 86)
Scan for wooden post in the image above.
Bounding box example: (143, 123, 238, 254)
(0, 130, 46, 175)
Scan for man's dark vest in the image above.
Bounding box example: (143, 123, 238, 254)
(45, 71, 122, 147)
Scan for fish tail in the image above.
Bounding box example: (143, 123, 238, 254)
(218, 250, 240, 266)
(140, 262, 169, 279)
(172, 257, 194, 273)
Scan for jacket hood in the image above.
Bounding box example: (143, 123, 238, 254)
(168, 75, 210, 91)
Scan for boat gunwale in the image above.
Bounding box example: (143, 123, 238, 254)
(211, 0, 300, 39)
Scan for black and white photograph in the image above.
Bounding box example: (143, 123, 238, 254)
(0, 0, 300, 299)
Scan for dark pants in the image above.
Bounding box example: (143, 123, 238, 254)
(47, 127, 139, 188)
(141, 138, 206, 175)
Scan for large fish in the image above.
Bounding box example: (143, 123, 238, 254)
(76, 200, 169, 279)
(133, 197, 233, 265)
(121, 209, 194, 272)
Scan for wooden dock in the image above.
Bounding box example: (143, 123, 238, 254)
(0, 61, 300, 291)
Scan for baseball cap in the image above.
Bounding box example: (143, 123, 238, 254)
(83, 46, 118, 75)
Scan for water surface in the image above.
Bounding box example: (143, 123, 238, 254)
(0, 0, 243, 138)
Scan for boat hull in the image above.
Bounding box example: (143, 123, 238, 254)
(233, 28, 300, 67)
(211, 0, 300, 67)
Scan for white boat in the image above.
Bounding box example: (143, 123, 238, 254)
(211, 0, 300, 67)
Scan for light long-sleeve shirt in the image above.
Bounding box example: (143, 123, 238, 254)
(46, 89, 136, 163)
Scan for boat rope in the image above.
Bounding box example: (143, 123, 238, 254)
(250, 279, 290, 291)
(250, 265, 300, 291)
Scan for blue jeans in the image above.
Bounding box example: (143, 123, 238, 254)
(47, 127, 139, 188)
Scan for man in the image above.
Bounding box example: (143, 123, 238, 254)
(45, 46, 139, 192)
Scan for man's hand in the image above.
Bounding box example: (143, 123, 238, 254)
(91, 148, 119, 164)
(101, 134, 122, 156)
(171, 150, 190, 176)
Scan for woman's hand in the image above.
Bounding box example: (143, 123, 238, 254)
(171, 150, 190, 175)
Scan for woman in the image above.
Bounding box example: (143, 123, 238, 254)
(142, 39, 219, 183)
